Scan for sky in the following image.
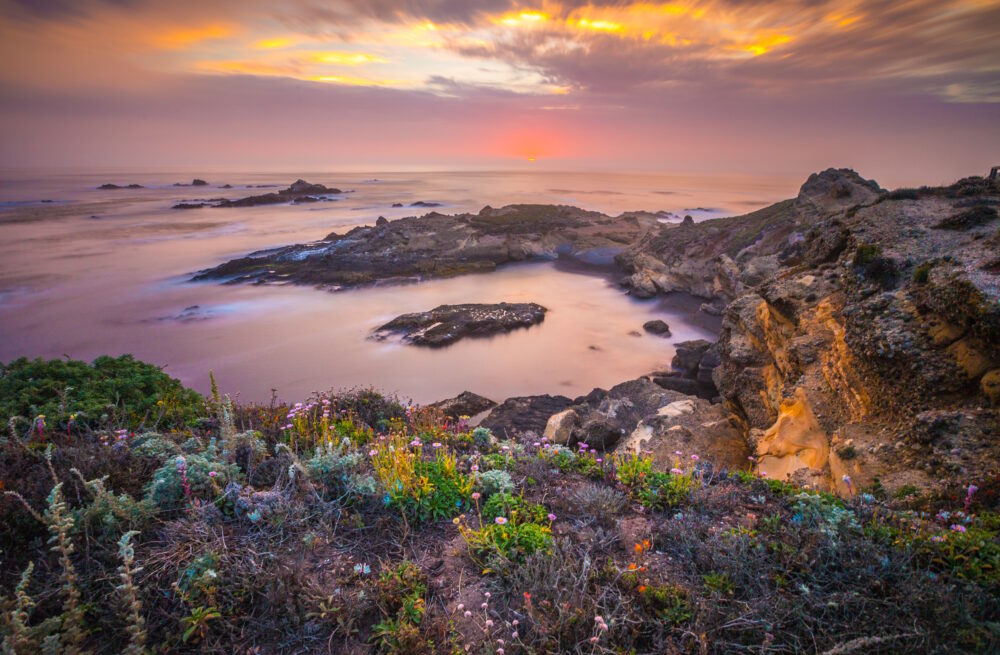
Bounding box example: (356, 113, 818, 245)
(0, 0, 998, 185)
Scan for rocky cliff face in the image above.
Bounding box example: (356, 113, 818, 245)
(710, 172, 1000, 494)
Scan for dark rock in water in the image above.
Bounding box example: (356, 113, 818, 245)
(376, 216, 389, 227)
(643, 319, 671, 336)
(480, 394, 573, 436)
(682, 215, 694, 225)
(430, 391, 496, 419)
(192, 179, 208, 186)
(374, 302, 547, 347)
(672, 339, 712, 376)
(628, 330, 642, 337)
(292, 196, 320, 204)
(212, 179, 343, 208)
(172, 202, 212, 210)
(411, 201, 442, 207)
(392, 202, 404, 207)
(98, 183, 144, 190)
(221, 184, 232, 188)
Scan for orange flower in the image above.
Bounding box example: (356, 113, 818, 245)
(628, 563, 637, 571)
(637, 585, 647, 593)
(643, 539, 651, 549)
(634, 543, 643, 554)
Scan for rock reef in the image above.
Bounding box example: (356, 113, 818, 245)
(373, 302, 547, 347)
(193, 204, 661, 288)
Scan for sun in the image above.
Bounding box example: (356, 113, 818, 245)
(527, 157, 536, 162)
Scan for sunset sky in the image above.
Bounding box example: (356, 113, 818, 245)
(1, 0, 998, 184)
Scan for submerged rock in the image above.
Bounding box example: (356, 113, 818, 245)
(373, 302, 547, 347)
(642, 319, 671, 336)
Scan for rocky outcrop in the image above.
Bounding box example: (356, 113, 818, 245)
(98, 183, 143, 190)
(373, 303, 547, 347)
(193, 204, 662, 289)
(615, 169, 884, 303)
(711, 173, 1000, 493)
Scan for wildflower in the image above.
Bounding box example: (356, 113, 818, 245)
(175, 456, 187, 471)
(208, 471, 217, 478)
(497, 639, 504, 645)
(548, 513, 557, 521)
(590, 637, 599, 643)
(643, 539, 651, 549)
(670, 468, 683, 475)
(471, 465, 479, 472)
(464, 611, 472, 617)
(495, 517, 507, 525)
(951, 524, 967, 533)
(433, 442, 442, 448)
(675, 450, 683, 456)
(634, 543, 643, 554)
(457, 604, 465, 611)
(596, 458, 603, 463)
(352, 563, 371, 575)
(481, 603, 488, 609)
(931, 535, 945, 543)
(485, 620, 494, 628)
(533, 442, 541, 447)
(410, 439, 422, 447)
(484, 592, 491, 598)
(369, 449, 378, 456)
(637, 585, 647, 593)
(691, 454, 700, 461)
(512, 631, 518, 639)
(497, 650, 504, 655)
(472, 492, 481, 500)
(512, 620, 519, 626)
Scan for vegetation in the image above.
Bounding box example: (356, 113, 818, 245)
(1, 357, 998, 653)
(0, 355, 205, 431)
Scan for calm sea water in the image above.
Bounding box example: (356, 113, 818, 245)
(0, 170, 799, 403)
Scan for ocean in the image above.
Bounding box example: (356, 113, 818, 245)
(0, 170, 799, 403)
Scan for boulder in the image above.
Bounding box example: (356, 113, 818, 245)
(543, 409, 579, 445)
(430, 391, 496, 419)
(376, 216, 389, 227)
(480, 395, 573, 437)
(192, 178, 208, 186)
(671, 339, 712, 376)
(575, 416, 623, 450)
(642, 319, 671, 336)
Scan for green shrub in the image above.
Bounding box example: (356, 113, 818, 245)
(853, 243, 881, 266)
(641, 583, 692, 625)
(913, 262, 933, 284)
(371, 562, 428, 654)
(471, 426, 493, 450)
(0, 355, 205, 430)
(145, 454, 240, 512)
(482, 492, 548, 525)
(476, 469, 514, 498)
(637, 471, 696, 511)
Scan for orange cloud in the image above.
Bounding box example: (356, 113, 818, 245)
(153, 23, 234, 49)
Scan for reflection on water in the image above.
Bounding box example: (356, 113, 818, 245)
(0, 170, 791, 402)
